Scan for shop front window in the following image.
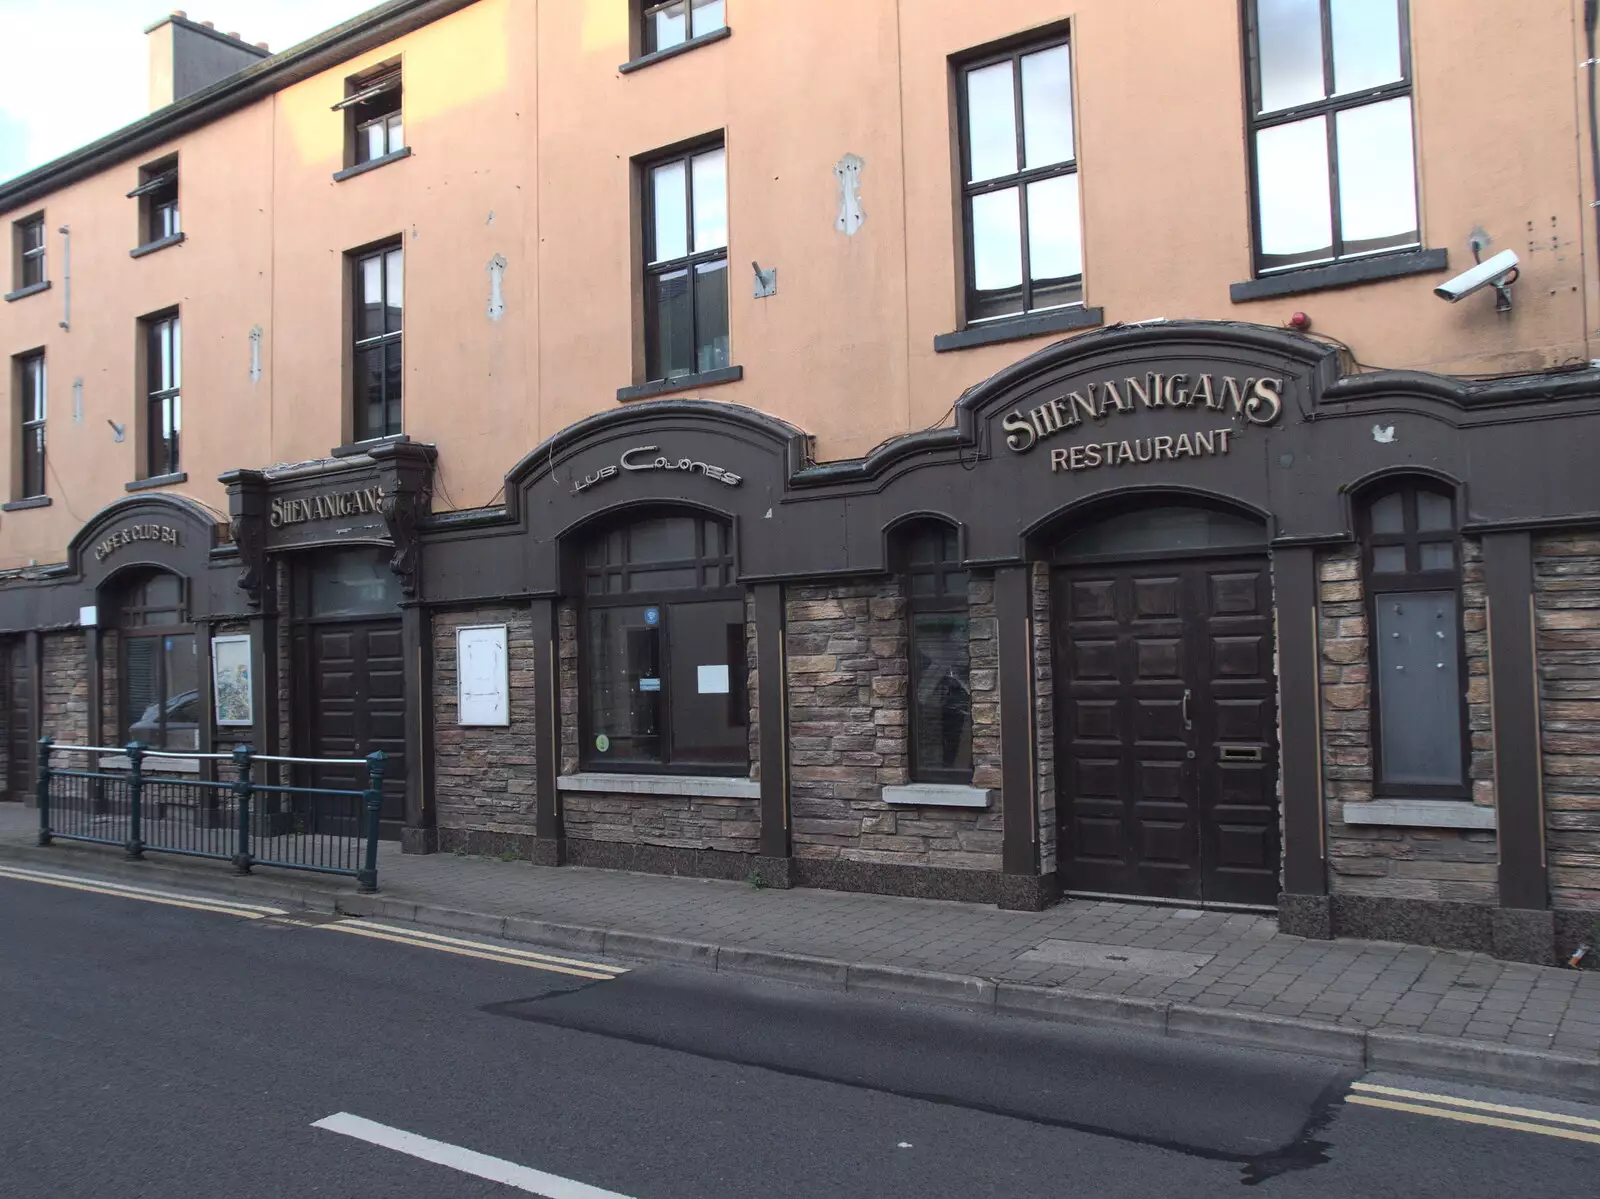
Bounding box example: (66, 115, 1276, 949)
(116, 570, 198, 751)
(899, 521, 972, 783)
(581, 513, 746, 773)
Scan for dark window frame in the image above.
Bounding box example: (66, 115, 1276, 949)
(954, 30, 1083, 326)
(14, 213, 45, 290)
(1360, 480, 1471, 800)
(114, 571, 197, 751)
(638, 0, 727, 56)
(129, 156, 180, 247)
(577, 512, 747, 776)
(340, 64, 404, 168)
(15, 351, 46, 500)
(639, 136, 730, 384)
(350, 240, 404, 442)
(141, 311, 182, 479)
(898, 520, 974, 785)
(1243, 0, 1419, 276)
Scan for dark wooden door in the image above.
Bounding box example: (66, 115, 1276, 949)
(1054, 557, 1279, 906)
(5, 640, 32, 801)
(301, 620, 407, 837)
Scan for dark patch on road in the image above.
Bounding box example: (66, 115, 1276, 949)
(1239, 1075, 1346, 1185)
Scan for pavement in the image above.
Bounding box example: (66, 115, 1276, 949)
(3, 800, 1599, 1102)
(5, 871, 1600, 1197)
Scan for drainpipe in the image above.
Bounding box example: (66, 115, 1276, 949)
(1586, 3, 1600, 322)
(56, 224, 70, 331)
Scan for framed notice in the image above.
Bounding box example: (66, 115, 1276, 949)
(211, 635, 254, 727)
(457, 624, 511, 727)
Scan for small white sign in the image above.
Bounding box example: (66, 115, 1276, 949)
(457, 625, 510, 727)
(639, 677, 661, 693)
(697, 664, 730, 695)
(78, 605, 98, 627)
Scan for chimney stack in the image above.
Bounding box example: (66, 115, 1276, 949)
(146, 11, 271, 111)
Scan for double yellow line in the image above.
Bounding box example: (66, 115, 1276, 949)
(316, 920, 626, 981)
(1349, 1082, 1600, 1146)
(0, 863, 286, 919)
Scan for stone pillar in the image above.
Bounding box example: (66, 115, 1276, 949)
(996, 565, 1048, 910)
(1275, 545, 1332, 938)
(400, 602, 437, 853)
(530, 598, 566, 865)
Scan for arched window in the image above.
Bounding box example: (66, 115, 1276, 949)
(1361, 481, 1467, 796)
(115, 570, 199, 751)
(580, 513, 746, 773)
(898, 521, 972, 783)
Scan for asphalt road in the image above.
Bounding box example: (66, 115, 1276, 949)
(1, 868, 1596, 1198)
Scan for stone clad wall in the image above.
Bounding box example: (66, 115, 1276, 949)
(432, 605, 539, 848)
(41, 632, 89, 749)
(1032, 564, 1056, 875)
(1533, 532, 1600, 914)
(785, 577, 1004, 872)
(1319, 543, 1499, 902)
(556, 597, 761, 856)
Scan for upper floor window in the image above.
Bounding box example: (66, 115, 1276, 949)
(339, 66, 404, 166)
(642, 141, 729, 382)
(642, 0, 725, 55)
(957, 35, 1081, 324)
(143, 312, 182, 477)
(1361, 481, 1467, 796)
(580, 513, 746, 774)
(15, 351, 46, 499)
(116, 570, 199, 751)
(129, 157, 180, 247)
(899, 521, 972, 783)
(351, 242, 404, 441)
(13, 213, 45, 290)
(1246, 0, 1417, 274)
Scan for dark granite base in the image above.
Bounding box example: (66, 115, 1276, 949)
(1492, 907, 1556, 965)
(1279, 893, 1333, 940)
(400, 827, 439, 855)
(530, 837, 566, 867)
(998, 872, 1061, 912)
(1331, 895, 1492, 953)
(564, 838, 754, 882)
(437, 827, 538, 859)
(749, 855, 794, 889)
(793, 857, 1031, 906)
(1555, 909, 1600, 966)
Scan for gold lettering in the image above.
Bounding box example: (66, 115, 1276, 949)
(1165, 374, 1191, 407)
(1001, 411, 1036, 452)
(1047, 397, 1069, 432)
(1115, 440, 1135, 465)
(1050, 447, 1070, 472)
(1149, 374, 1166, 407)
(1125, 376, 1153, 408)
(1103, 380, 1131, 412)
(1175, 434, 1195, 458)
(1247, 377, 1284, 424)
(1192, 374, 1217, 410)
(1082, 443, 1102, 468)
(1194, 430, 1216, 455)
(1222, 376, 1252, 415)
(1216, 428, 1233, 453)
(1134, 438, 1153, 463)
(1154, 435, 1175, 460)
(1069, 444, 1087, 470)
(1069, 391, 1097, 425)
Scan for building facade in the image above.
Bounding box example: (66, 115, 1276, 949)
(2, 0, 1598, 963)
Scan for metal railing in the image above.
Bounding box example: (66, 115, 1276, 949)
(35, 739, 386, 892)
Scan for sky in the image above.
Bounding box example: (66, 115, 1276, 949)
(0, 0, 381, 182)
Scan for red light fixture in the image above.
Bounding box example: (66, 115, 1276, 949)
(1286, 311, 1312, 332)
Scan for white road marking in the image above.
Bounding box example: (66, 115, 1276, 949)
(0, 863, 286, 918)
(313, 1112, 637, 1198)
(317, 921, 621, 980)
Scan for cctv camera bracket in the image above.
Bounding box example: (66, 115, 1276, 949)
(1472, 241, 1519, 313)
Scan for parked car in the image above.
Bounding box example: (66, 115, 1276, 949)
(128, 689, 200, 751)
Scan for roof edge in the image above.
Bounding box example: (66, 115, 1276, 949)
(0, 0, 478, 215)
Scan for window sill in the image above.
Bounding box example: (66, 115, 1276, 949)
(129, 232, 187, 259)
(1341, 799, 1495, 830)
(618, 26, 732, 73)
(882, 783, 992, 809)
(2, 496, 51, 512)
(617, 364, 743, 403)
(332, 146, 412, 183)
(126, 472, 188, 492)
(933, 305, 1104, 354)
(558, 771, 759, 800)
(3, 279, 51, 303)
(1229, 248, 1449, 303)
(332, 433, 411, 458)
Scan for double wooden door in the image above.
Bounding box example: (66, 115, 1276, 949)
(295, 619, 407, 838)
(1054, 556, 1280, 907)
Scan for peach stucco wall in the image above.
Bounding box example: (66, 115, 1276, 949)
(0, 0, 1594, 570)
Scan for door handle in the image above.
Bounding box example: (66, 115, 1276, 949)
(1181, 688, 1192, 731)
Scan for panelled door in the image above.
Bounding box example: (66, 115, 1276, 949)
(4, 641, 32, 801)
(1055, 556, 1279, 906)
(298, 620, 408, 837)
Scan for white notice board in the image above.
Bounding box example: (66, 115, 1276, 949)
(457, 624, 510, 726)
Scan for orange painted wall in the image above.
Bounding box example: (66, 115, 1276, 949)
(0, 0, 1593, 570)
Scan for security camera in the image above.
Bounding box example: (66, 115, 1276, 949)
(1434, 249, 1519, 311)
